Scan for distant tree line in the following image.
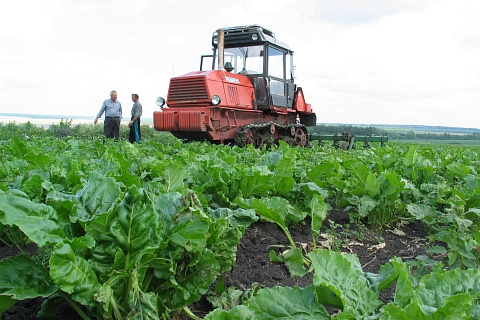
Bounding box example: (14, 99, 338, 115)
(310, 124, 480, 140)
(310, 124, 380, 136)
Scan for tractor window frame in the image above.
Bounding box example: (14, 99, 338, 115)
(267, 46, 285, 79)
(211, 45, 265, 74)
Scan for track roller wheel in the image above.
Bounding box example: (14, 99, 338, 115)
(294, 127, 308, 146)
(270, 124, 276, 135)
(244, 128, 255, 146)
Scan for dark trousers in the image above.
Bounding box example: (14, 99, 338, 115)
(104, 117, 121, 139)
(129, 117, 141, 143)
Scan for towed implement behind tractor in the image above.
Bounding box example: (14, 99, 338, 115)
(310, 132, 389, 149)
(153, 25, 317, 147)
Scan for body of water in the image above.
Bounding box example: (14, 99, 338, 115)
(0, 115, 95, 127)
(0, 113, 153, 127)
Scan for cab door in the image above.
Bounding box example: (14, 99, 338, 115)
(267, 46, 294, 109)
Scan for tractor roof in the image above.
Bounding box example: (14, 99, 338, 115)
(213, 25, 292, 52)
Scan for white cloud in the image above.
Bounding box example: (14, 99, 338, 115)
(292, 0, 480, 127)
(0, 0, 479, 128)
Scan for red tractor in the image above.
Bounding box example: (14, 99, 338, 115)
(153, 25, 316, 147)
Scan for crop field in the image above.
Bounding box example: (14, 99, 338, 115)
(399, 139, 480, 146)
(1, 123, 480, 319)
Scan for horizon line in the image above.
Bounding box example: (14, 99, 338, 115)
(1, 112, 479, 131)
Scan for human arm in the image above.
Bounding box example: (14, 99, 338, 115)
(128, 102, 142, 127)
(128, 116, 140, 127)
(95, 100, 107, 123)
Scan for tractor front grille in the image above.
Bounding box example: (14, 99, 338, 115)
(167, 77, 208, 103)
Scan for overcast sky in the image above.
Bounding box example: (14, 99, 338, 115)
(1, 0, 479, 128)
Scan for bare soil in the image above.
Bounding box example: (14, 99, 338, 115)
(1, 209, 430, 319)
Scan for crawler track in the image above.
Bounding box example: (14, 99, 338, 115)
(234, 121, 309, 148)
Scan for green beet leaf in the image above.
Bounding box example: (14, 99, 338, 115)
(283, 247, 308, 277)
(37, 294, 67, 318)
(381, 299, 436, 320)
(110, 186, 162, 267)
(382, 258, 480, 318)
(205, 305, 254, 320)
(308, 249, 382, 317)
(43, 181, 77, 225)
(272, 158, 295, 196)
(207, 218, 245, 272)
(306, 160, 340, 188)
(95, 282, 124, 320)
(294, 182, 329, 199)
(125, 270, 159, 320)
(207, 207, 258, 229)
(364, 262, 397, 295)
(113, 172, 141, 188)
(235, 196, 297, 248)
(0, 295, 16, 315)
(49, 240, 101, 306)
(167, 248, 221, 310)
(358, 195, 378, 218)
(207, 285, 244, 311)
(0, 256, 58, 300)
(446, 162, 475, 181)
(344, 159, 371, 185)
(417, 268, 480, 314)
(71, 172, 121, 223)
(389, 257, 415, 307)
(406, 203, 437, 220)
(240, 166, 275, 198)
(258, 150, 283, 166)
(168, 213, 209, 253)
(432, 294, 474, 319)
(0, 192, 65, 246)
(164, 164, 186, 192)
(21, 172, 48, 202)
(242, 285, 330, 319)
(154, 191, 186, 226)
(310, 195, 330, 249)
(381, 294, 473, 319)
(365, 172, 380, 198)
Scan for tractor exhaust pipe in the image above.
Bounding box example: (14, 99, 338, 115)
(217, 29, 225, 70)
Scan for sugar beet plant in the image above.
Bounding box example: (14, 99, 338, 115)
(0, 173, 257, 319)
(2, 126, 480, 318)
(205, 250, 480, 319)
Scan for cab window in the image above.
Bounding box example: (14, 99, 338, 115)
(268, 46, 284, 79)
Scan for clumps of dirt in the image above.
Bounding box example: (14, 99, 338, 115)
(226, 210, 429, 289)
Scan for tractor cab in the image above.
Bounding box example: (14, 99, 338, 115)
(200, 25, 296, 110)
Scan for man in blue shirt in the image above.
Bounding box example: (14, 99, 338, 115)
(94, 90, 123, 139)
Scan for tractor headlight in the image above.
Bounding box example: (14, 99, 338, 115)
(211, 95, 221, 106)
(213, 32, 218, 44)
(156, 97, 165, 108)
(251, 33, 258, 41)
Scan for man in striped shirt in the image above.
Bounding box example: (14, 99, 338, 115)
(128, 94, 143, 143)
